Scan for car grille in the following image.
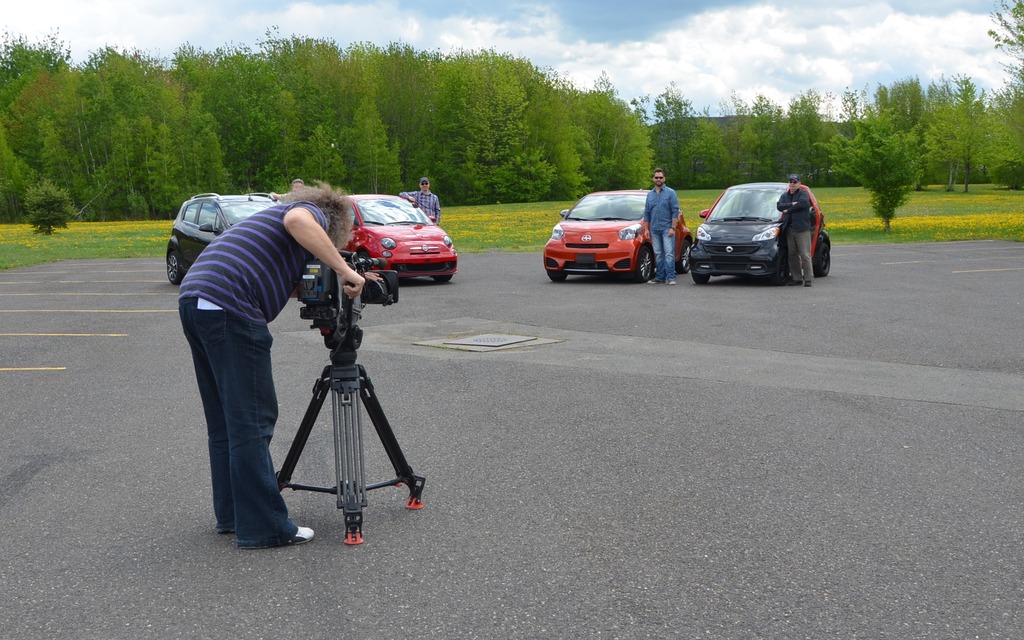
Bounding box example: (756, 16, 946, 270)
(395, 262, 456, 273)
(565, 260, 610, 270)
(702, 243, 760, 256)
(566, 243, 610, 249)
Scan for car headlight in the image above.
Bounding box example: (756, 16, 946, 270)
(443, 235, 453, 247)
(696, 226, 711, 242)
(381, 237, 397, 250)
(751, 227, 780, 242)
(550, 224, 564, 241)
(619, 223, 641, 241)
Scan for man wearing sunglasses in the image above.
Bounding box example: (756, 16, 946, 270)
(400, 177, 442, 224)
(641, 168, 680, 285)
(777, 173, 813, 287)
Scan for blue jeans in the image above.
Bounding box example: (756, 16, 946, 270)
(650, 229, 676, 282)
(179, 298, 299, 548)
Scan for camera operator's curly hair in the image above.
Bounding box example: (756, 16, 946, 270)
(281, 182, 353, 247)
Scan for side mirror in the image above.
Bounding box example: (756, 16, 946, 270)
(559, 209, 569, 220)
(699, 209, 710, 220)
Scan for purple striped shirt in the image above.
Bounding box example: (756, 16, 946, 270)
(178, 202, 328, 323)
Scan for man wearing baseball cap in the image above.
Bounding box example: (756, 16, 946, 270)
(776, 173, 814, 287)
(400, 177, 442, 224)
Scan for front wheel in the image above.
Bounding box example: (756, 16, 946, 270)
(632, 245, 655, 282)
(691, 272, 710, 284)
(675, 239, 692, 274)
(770, 251, 791, 286)
(166, 251, 184, 285)
(546, 270, 568, 282)
(432, 274, 453, 283)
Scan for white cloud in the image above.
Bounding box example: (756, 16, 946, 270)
(2, 0, 1013, 114)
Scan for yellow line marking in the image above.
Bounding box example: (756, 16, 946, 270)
(883, 256, 1024, 265)
(0, 367, 66, 371)
(0, 309, 174, 313)
(0, 292, 176, 296)
(951, 267, 1024, 274)
(0, 281, 168, 284)
(0, 333, 128, 337)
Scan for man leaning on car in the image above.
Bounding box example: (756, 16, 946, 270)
(641, 168, 680, 285)
(777, 174, 813, 287)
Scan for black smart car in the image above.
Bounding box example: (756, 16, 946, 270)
(689, 182, 831, 285)
(165, 193, 275, 284)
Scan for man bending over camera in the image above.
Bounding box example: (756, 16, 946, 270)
(178, 182, 369, 549)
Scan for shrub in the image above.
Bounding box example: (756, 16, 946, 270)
(25, 180, 76, 235)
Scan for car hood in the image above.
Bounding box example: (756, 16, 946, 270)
(699, 220, 780, 242)
(560, 219, 638, 231)
(367, 224, 449, 240)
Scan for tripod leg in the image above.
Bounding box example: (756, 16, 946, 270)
(358, 365, 426, 509)
(277, 365, 332, 489)
(333, 369, 367, 545)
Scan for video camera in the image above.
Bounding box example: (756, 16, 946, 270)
(299, 251, 398, 351)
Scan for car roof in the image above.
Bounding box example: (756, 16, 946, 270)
(581, 190, 649, 197)
(186, 193, 274, 203)
(349, 194, 407, 201)
(726, 182, 788, 189)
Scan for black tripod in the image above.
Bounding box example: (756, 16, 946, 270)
(276, 300, 425, 545)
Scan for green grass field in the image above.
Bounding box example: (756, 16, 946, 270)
(1, 184, 1022, 271)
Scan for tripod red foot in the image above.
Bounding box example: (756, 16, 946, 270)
(406, 496, 424, 510)
(344, 530, 364, 545)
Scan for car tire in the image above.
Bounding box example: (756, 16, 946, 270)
(546, 270, 568, 282)
(770, 252, 790, 286)
(632, 245, 655, 283)
(676, 239, 692, 274)
(166, 251, 184, 285)
(432, 275, 453, 283)
(813, 241, 831, 277)
(691, 272, 710, 284)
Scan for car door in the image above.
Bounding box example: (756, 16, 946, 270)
(800, 185, 823, 255)
(182, 201, 220, 264)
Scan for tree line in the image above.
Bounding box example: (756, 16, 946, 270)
(1, 15, 1023, 223)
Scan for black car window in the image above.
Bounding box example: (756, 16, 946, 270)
(197, 202, 219, 228)
(712, 188, 783, 222)
(221, 201, 272, 225)
(182, 202, 201, 225)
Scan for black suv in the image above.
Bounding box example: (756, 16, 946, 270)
(689, 182, 831, 285)
(166, 193, 275, 284)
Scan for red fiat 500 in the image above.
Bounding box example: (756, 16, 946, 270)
(346, 194, 458, 283)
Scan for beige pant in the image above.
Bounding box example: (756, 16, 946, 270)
(786, 230, 813, 282)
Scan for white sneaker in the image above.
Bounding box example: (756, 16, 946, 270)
(289, 526, 315, 545)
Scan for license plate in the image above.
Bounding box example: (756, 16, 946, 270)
(576, 253, 595, 265)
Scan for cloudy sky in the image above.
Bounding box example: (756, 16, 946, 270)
(3, 1, 1015, 114)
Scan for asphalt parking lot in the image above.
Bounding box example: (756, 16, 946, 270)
(2, 241, 1023, 639)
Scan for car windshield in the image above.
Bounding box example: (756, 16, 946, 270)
(708, 187, 783, 222)
(221, 201, 273, 225)
(566, 194, 645, 221)
(356, 198, 432, 225)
